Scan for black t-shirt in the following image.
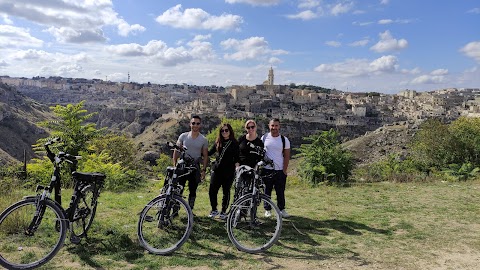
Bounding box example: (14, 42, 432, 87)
(238, 135, 264, 168)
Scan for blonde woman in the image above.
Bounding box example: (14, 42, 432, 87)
(237, 119, 264, 168)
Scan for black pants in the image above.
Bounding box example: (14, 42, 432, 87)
(209, 169, 235, 213)
(178, 168, 201, 209)
(263, 169, 287, 211)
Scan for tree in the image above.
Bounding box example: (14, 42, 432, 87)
(206, 117, 246, 147)
(297, 129, 354, 184)
(30, 101, 106, 187)
(36, 100, 105, 156)
(88, 134, 138, 170)
(410, 118, 461, 171)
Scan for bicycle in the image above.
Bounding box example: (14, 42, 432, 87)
(137, 142, 196, 255)
(226, 142, 283, 253)
(0, 137, 105, 270)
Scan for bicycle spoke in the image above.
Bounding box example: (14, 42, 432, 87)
(227, 194, 282, 253)
(138, 195, 193, 255)
(0, 198, 67, 269)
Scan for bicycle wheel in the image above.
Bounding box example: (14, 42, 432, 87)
(71, 185, 98, 238)
(137, 194, 193, 255)
(226, 193, 282, 253)
(0, 197, 67, 270)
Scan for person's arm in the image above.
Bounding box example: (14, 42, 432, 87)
(201, 145, 208, 180)
(283, 148, 290, 175)
(173, 149, 179, 166)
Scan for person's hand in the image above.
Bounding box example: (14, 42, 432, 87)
(200, 170, 206, 181)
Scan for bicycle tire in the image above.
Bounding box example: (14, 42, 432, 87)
(71, 185, 98, 238)
(226, 193, 282, 253)
(0, 197, 67, 270)
(137, 194, 193, 255)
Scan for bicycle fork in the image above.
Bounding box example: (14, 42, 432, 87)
(25, 191, 49, 236)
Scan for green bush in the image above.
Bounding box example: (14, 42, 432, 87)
(152, 153, 173, 179)
(79, 152, 145, 192)
(352, 155, 425, 183)
(439, 163, 480, 181)
(297, 129, 354, 185)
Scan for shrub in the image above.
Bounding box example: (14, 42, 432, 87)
(351, 154, 426, 183)
(79, 152, 145, 192)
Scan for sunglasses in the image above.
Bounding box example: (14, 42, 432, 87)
(221, 129, 230, 133)
(246, 125, 255, 130)
(191, 122, 201, 125)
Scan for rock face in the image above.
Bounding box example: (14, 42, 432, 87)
(0, 83, 50, 164)
(343, 121, 417, 166)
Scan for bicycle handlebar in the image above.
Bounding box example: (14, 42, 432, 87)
(44, 137, 82, 165)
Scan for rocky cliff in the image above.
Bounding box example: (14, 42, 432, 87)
(0, 83, 51, 165)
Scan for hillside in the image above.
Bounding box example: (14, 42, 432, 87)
(0, 83, 52, 165)
(342, 121, 417, 166)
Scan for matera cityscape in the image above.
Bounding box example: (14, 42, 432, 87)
(1, 1, 480, 270)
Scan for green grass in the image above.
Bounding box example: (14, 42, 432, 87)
(1, 179, 480, 269)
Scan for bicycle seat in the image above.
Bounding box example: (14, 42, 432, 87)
(72, 172, 106, 182)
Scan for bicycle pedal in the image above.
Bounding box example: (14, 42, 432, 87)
(144, 215, 154, 222)
(70, 235, 81, 244)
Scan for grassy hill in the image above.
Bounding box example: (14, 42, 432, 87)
(1, 178, 479, 269)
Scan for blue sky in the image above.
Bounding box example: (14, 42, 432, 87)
(0, 0, 479, 94)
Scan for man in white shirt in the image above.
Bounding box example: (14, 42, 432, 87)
(261, 118, 291, 218)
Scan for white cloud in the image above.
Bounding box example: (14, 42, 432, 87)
(370, 30, 408, 53)
(325, 41, 341, 47)
(0, 25, 43, 47)
(380, 0, 390, 5)
(10, 49, 50, 60)
(314, 55, 398, 77)
(46, 27, 106, 43)
(0, 60, 8, 67)
(268, 57, 282, 64)
(286, 10, 319, 20)
(117, 22, 145, 37)
(2, 14, 13, 24)
(349, 39, 369, 47)
(225, 0, 281, 6)
(401, 67, 421, 74)
(298, 0, 320, 9)
(221, 37, 269, 61)
(467, 8, 480, 14)
(460, 41, 480, 62)
(430, 69, 448, 75)
(105, 38, 215, 66)
(378, 19, 414, 25)
(352, 21, 374, 26)
(369, 55, 398, 73)
(378, 19, 393, 24)
(220, 37, 287, 63)
(330, 2, 354, 16)
(410, 75, 445, 84)
(0, 0, 145, 43)
(156, 4, 243, 31)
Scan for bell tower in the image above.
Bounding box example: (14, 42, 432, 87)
(267, 66, 274, 85)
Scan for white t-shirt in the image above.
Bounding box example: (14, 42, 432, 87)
(261, 133, 290, 170)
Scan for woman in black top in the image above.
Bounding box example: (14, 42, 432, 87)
(238, 119, 264, 168)
(207, 123, 239, 219)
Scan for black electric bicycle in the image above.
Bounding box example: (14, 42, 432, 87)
(137, 142, 196, 255)
(226, 143, 283, 253)
(0, 137, 105, 270)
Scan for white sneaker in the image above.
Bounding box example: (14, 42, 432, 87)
(281, 209, 290, 218)
(208, 210, 219, 218)
(264, 210, 271, 218)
